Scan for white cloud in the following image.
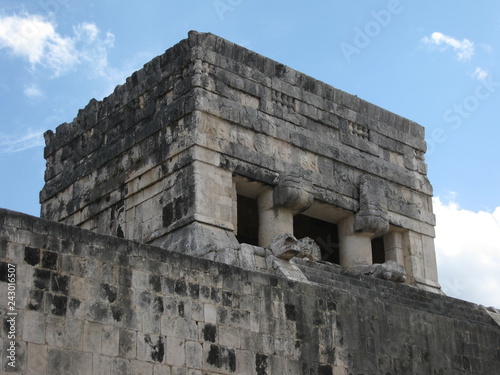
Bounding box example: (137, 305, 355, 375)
(434, 196, 500, 308)
(73, 22, 115, 77)
(422, 32, 474, 61)
(23, 83, 43, 98)
(0, 14, 114, 78)
(0, 129, 45, 153)
(472, 67, 489, 81)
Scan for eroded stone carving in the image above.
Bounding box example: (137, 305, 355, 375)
(348, 121, 370, 140)
(273, 173, 313, 213)
(270, 233, 321, 261)
(272, 89, 296, 111)
(354, 175, 390, 237)
(357, 260, 407, 283)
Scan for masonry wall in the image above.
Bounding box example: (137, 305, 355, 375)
(2, 208, 499, 375)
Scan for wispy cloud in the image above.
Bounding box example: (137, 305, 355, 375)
(23, 83, 43, 98)
(72, 22, 115, 78)
(472, 67, 489, 81)
(0, 14, 114, 78)
(422, 32, 474, 61)
(0, 129, 45, 153)
(434, 196, 500, 307)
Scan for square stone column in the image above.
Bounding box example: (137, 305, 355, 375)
(384, 230, 405, 265)
(257, 189, 294, 248)
(338, 215, 373, 271)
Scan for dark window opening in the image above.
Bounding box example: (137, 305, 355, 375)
(293, 214, 339, 264)
(236, 195, 259, 246)
(371, 237, 385, 264)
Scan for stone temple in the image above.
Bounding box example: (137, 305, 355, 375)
(1, 31, 500, 374)
(41, 30, 438, 292)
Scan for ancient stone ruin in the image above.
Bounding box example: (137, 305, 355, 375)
(41, 31, 439, 293)
(1, 31, 499, 374)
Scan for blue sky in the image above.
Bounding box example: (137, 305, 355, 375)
(1, 0, 499, 307)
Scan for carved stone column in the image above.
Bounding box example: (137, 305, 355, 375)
(339, 175, 390, 271)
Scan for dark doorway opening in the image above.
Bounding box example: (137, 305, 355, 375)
(236, 195, 259, 246)
(371, 237, 385, 264)
(293, 214, 339, 264)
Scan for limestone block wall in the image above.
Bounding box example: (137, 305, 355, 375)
(40, 36, 238, 254)
(2, 208, 500, 374)
(40, 36, 199, 239)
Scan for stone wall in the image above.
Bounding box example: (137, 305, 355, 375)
(39, 31, 440, 292)
(2, 208, 499, 374)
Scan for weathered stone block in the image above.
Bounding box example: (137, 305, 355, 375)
(111, 358, 133, 375)
(119, 329, 137, 359)
(45, 315, 65, 347)
(63, 319, 84, 350)
(131, 360, 154, 375)
(137, 333, 164, 363)
(204, 303, 217, 324)
(22, 310, 45, 344)
(83, 321, 102, 353)
(161, 316, 197, 341)
(185, 341, 203, 369)
(166, 337, 185, 367)
(27, 342, 47, 375)
(101, 325, 119, 356)
(153, 364, 172, 375)
(218, 325, 241, 348)
(203, 344, 237, 374)
(47, 348, 92, 375)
